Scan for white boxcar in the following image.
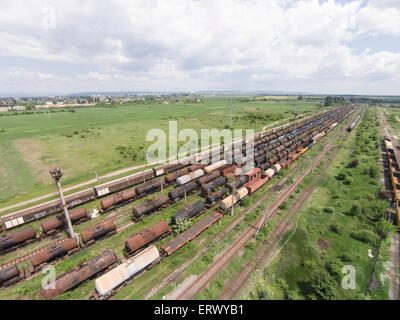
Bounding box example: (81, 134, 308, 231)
(95, 245, 159, 298)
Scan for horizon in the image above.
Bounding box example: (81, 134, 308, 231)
(0, 0, 399, 96)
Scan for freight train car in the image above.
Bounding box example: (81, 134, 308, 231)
(100, 190, 136, 213)
(0, 265, 24, 288)
(30, 238, 79, 272)
(168, 181, 198, 201)
(124, 221, 170, 257)
(171, 201, 205, 224)
(1, 189, 95, 231)
(41, 207, 89, 235)
(132, 195, 169, 219)
(41, 249, 118, 300)
(81, 221, 117, 246)
(94, 245, 160, 299)
(0, 227, 37, 254)
(161, 211, 223, 256)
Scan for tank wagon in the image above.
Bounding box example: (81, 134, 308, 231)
(171, 201, 205, 225)
(204, 160, 228, 174)
(201, 177, 227, 196)
(164, 168, 189, 184)
(205, 188, 227, 206)
(132, 195, 169, 220)
(81, 221, 117, 246)
(41, 207, 89, 235)
(226, 175, 249, 191)
(41, 249, 118, 300)
(0, 227, 37, 254)
(176, 169, 204, 186)
(168, 181, 198, 201)
(94, 245, 160, 299)
(30, 237, 79, 271)
(347, 113, 361, 132)
(100, 190, 136, 213)
(196, 171, 221, 186)
(219, 187, 249, 211)
(0, 265, 24, 288)
(124, 221, 170, 257)
(135, 179, 166, 196)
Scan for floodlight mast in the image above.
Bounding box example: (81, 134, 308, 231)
(49, 168, 78, 242)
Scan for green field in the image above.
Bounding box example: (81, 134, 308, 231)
(0, 97, 322, 208)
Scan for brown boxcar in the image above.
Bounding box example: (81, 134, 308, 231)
(41, 249, 118, 299)
(30, 237, 79, 269)
(125, 221, 170, 255)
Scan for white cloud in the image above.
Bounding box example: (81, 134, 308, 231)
(0, 0, 399, 95)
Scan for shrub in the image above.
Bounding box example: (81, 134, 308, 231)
(325, 259, 342, 282)
(336, 172, 346, 181)
(348, 205, 360, 216)
(350, 230, 379, 246)
(324, 207, 333, 213)
(301, 259, 317, 270)
(240, 197, 251, 208)
(330, 223, 342, 234)
(280, 202, 287, 209)
(343, 176, 353, 185)
(307, 272, 337, 300)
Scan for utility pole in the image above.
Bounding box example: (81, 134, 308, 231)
(49, 168, 78, 243)
(160, 179, 163, 195)
(230, 99, 233, 129)
(231, 188, 235, 217)
(255, 202, 269, 239)
(184, 190, 187, 204)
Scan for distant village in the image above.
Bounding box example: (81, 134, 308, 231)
(0, 94, 205, 112)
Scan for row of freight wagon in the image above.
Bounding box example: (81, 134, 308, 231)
(0, 106, 356, 257)
(0, 106, 347, 232)
(0, 106, 358, 297)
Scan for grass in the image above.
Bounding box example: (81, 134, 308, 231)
(0, 97, 322, 208)
(246, 107, 392, 300)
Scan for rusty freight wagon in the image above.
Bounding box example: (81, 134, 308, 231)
(41, 249, 118, 300)
(81, 221, 117, 246)
(161, 211, 222, 256)
(132, 195, 169, 219)
(0, 227, 37, 254)
(30, 237, 79, 271)
(124, 221, 170, 256)
(0, 189, 95, 231)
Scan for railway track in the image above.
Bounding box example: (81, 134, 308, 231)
(0, 208, 134, 272)
(145, 165, 300, 299)
(173, 108, 360, 300)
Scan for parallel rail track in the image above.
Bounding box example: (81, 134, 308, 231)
(173, 108, 361, 300)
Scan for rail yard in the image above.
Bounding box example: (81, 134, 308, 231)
(1, 103, 379, 301)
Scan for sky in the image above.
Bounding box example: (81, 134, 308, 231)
(0, 0, 399, 96)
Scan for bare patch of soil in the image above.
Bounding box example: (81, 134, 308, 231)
(318, 238, 331, 250)
(14, 138, 55, 184)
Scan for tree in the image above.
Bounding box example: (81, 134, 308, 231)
(375, 217, 397, 240)
(308, 272, 337, 300)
